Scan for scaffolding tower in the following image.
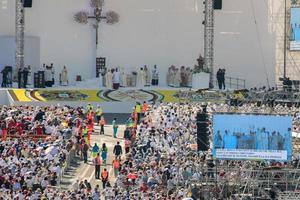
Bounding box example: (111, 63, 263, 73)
(15, 0, 25, 72)
(204, 0, 214, 88)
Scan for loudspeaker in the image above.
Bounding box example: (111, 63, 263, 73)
(23, 0, 32, 8)
(196, 112, 210, 151)
(214, 0, 222, 10)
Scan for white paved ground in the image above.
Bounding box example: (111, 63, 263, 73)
(61, 125, 125, 190)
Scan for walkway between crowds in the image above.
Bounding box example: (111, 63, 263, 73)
(61, 125, 125, 191)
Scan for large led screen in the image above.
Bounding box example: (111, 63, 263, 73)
(290, 8, 300, 50)
(213, 114, 292, 161)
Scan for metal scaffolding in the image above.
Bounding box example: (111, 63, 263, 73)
(204, 0, 214, 88)
(15, 0, 25, 72)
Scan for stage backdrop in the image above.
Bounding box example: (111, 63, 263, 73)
(212, 114, 292, 161)
(0, 0, 276, 87)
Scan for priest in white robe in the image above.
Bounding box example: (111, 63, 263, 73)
(105, 69, 113, 89)
(169, 65, 176, 87)
(60, 66, 68, 86)
(174, 68, 181, 87)
(167, 67, 171, 86)
(120, 67, 127, 87)
(187, 68, 193, 87)
(144, 65, 151, 86)
(137, 67, 146, 87)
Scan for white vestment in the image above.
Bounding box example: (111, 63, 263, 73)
(61, 69, 68, 86)
(137, 69, 145, 87)
(169, 69, 175, 87)
(106, 71, 113, 89)
(167, 70, 171, 86)
(120, 68, 127, 87)
(141, 70, 147, 86)
(187, 70, 193, 87)
(112, 71, 120, 84)
(145, 69, 151, 86)
(174, 70, 180, 87)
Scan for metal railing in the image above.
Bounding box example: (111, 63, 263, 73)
(216, 76, 246, 90)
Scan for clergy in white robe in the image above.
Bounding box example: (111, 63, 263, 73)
(169, 66, 176, 87)
(105, 69, 113, 89)
(144, 65, 151, 86)
(137, 68, 146, 87)
(174, 68, 181, 87)
(167, 67, 171, 86)
(120, 67, 127, 87)
(60, 66, 68, 86)
(142, 68, 147, 86)
(187, 68, 193, 87)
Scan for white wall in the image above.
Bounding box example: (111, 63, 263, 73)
(0, 36, 40, 76)
(0, 0, 276, 87)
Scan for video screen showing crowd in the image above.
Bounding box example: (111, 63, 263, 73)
(213, 114, 292, 161)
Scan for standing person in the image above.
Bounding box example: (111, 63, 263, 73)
(144, 65, 151, 86)
(105, 68, 113, 89)
(101, 143, 108, 165)
(221, 69, 226, 90)
(113, 142, 122, 159)
(1, 121, 7, 141)
(82, 125, 88, 144)
(23, 67, 29, 88)
(95, 105, 103, 124)
(61, 66, 68, 86)
(216, 69, 222, 90)
(27, 65, 32, 86)
(112, 158, 121, 177)
(86, 103, 94, 114)
(112, 118, 118, 138)
(99, 116, 105, 135)
(151, 65, 159, 86)
(82, 141, 89, 163)
(112, 68, 120, 90)
(101, 168, 109, 189)
(142, 101, 149, 117)
(135, 102, 142, 124)
(18, 68, 23, 88)
(51, 63, 55, 85)
(92, 143, 100, 158)
(94, 153, 101, 179)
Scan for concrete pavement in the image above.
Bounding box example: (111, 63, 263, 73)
(61, 125, 125, 190)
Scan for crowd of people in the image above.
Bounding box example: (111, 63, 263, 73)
(1, 100, 300, 199)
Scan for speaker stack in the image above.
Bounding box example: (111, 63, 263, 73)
(23, 0, 32, 8)
(196, 105, 210, 151)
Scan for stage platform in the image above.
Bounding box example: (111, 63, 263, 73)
(1, 87, 228, 113)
